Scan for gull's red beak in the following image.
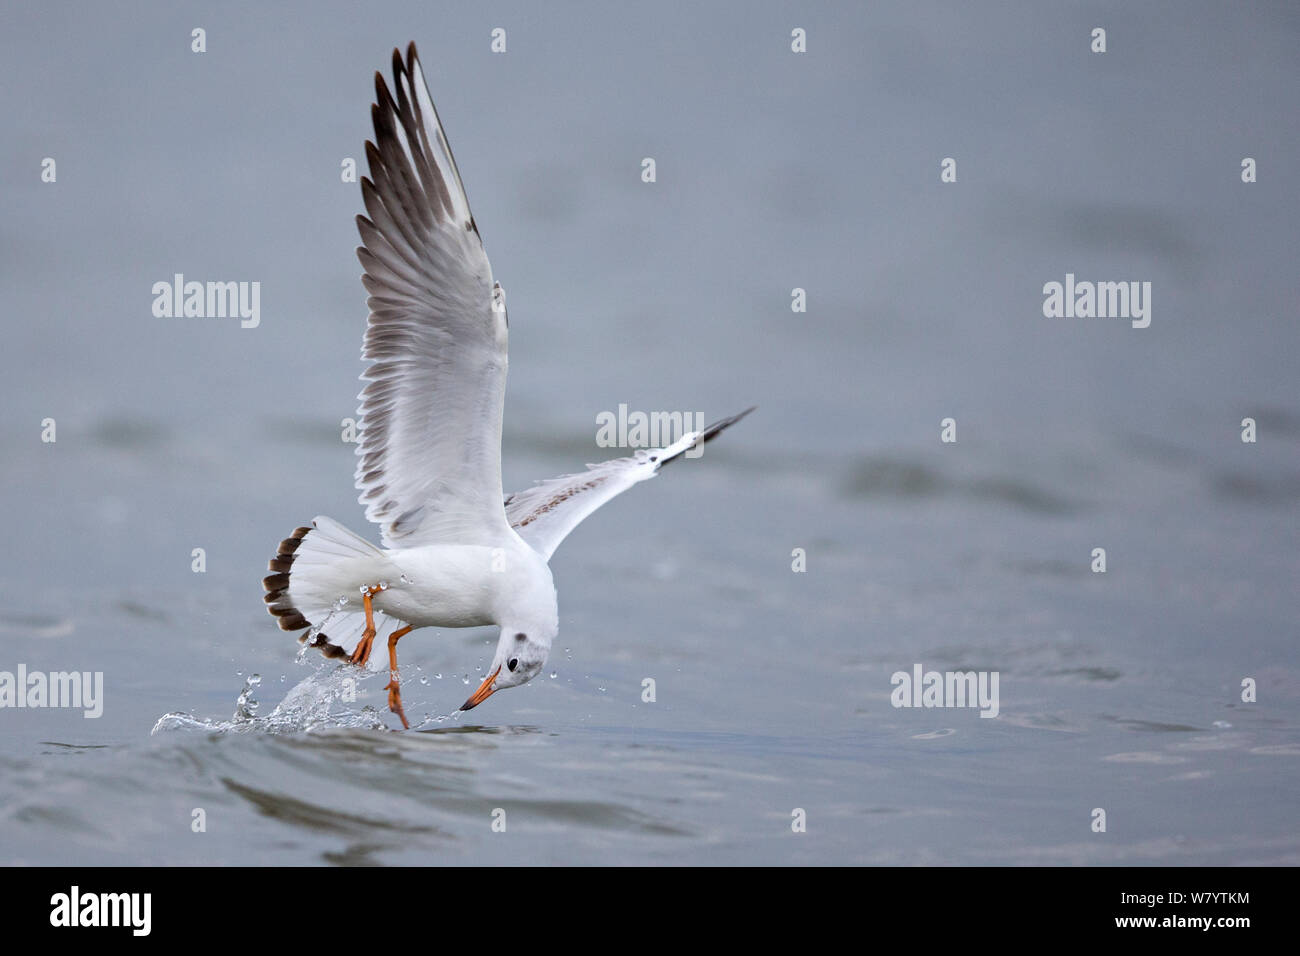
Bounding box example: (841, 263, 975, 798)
(460, 666, 501, 711)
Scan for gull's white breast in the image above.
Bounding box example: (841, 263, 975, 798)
(371, 540, 555, 629)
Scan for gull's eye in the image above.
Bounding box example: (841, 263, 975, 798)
(515, 632, 526, 641)
(507, 658, 518, 672)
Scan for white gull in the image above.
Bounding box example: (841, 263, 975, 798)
(262, 43, 753, 727)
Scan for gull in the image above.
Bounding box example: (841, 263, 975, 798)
(262, 43, 753, 728)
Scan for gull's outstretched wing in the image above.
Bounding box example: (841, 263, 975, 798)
(354, 43, 511, 547)
(505, 408, 755, 561)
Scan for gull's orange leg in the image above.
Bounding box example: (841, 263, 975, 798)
(349, 585, 383, 666)
(384, 625, 414, 729)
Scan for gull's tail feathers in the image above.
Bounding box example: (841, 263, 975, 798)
(262, 516, 401, 670)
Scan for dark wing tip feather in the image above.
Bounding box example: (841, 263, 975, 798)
(660, 406, 756, 467)
(700, 405, 757, 441)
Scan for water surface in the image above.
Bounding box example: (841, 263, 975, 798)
(1, 1, 1297, 865)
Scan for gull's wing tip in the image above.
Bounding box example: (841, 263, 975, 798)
(701, 405, 757, 438)
(390, 42, 422, 84)
(504, 406, 756, 559)
(372, 74, 392, 113)
(653, 406, 756, 469)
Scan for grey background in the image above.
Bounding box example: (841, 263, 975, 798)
(0, 1, 1297, 864)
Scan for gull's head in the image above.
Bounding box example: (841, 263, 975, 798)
(460, 625, 554, 711)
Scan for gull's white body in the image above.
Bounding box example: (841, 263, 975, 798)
(301, 539, 552, 631)
(262, 44, 751, 716)
(374, 543, 553, 631)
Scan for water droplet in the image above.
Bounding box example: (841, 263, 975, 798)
(233, 673, 262, 721)
(379, 580, 389, 590)
(434, 673, 442, 680)
(399, 574, 411, 584)
(549, 671, 557, 679)
(462, 675, 470, 685)
(419, 676, 429, 685)
(1212, 720, 1232, 729)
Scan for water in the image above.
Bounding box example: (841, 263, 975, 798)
(1, 1, 1298, 865)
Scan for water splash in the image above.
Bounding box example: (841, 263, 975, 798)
(151, 664, 394, 735)
(233, 673, 261, 720)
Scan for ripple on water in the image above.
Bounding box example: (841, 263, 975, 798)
(0, 614, 75, 638)
(998, 713, 1087, 733)
(1249, 744, 1300, 756)
(1103, 752, 1190, 765)
(1103, 717, 1203, 733)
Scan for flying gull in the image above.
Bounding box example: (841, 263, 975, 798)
(262, 43, 753, 727)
